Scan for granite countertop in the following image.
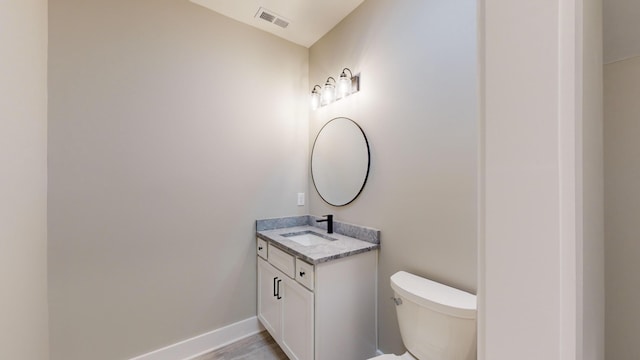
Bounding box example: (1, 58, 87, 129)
(256, 215, 380, 265)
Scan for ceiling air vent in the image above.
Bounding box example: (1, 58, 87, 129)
(255, 7, 290, 29)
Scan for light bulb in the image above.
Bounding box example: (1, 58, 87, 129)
(322, 77, 336, 105)
(338, 72, 352, 99)
(310, 85, 322, 110)
(310, 91, 320, 110)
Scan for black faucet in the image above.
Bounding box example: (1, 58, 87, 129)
(316, 214, 333, 234)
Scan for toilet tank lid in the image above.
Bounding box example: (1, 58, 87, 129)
(390, 271, 477, 319)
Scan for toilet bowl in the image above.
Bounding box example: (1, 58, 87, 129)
(369, 271, 477, 360)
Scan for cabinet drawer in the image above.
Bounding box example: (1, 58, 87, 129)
(257, 238, 268, 259)
(295, 258, 314, 291)
(268, 244, 295, 278)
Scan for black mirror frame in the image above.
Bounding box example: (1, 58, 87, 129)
(310, 117, 371, 207)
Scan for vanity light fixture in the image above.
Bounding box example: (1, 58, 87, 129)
(310, 85, 322, 110)
(310, 68, 360, 110)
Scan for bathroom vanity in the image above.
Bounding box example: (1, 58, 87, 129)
(256, 215, 380, 360)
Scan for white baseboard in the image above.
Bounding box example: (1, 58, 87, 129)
(376, 349, 384, 355)
(129, 316, 264, 360)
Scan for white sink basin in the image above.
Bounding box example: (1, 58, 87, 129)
(281, 231, 336, 246)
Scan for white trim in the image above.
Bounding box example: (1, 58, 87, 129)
(559, 0, 582, 359)
(129, 317, 265, 360)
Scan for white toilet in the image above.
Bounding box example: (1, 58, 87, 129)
(370, 271, 477, 360)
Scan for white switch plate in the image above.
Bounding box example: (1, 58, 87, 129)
(297, 193, 305, 206)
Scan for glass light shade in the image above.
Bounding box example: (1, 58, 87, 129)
(322, 83, 336, 105)
(310, 91, 320, 110)
(337, 75, 352, 99)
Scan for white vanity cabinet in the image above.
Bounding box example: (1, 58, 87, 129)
(258, 257, 314, 360)
(257, 257, 282, 340)
(257, 238, 378, 360)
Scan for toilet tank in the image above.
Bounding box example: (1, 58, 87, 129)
(391, 271, 477, 360)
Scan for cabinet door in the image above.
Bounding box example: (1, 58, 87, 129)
(281, 276, 314, 360)
(258, 257, 281, 339)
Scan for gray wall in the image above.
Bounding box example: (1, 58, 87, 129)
(48, 1, 308, 359)
(308, 0, 477, 354)
(0, 0, 49, 359)
(604, 55, 640, 360)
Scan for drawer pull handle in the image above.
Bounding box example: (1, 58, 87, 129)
(276, 279, 282, 300)
(299, 271, 306, 277)
(258, 246, 263, 250)
(273, 277, 278, 297)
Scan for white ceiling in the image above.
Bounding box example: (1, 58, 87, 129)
(190, 1, 639, 63)
(604, 0, 640, 64)
(189, 0, 366, 48)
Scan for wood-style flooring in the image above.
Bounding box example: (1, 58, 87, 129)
(192, 331, 288, 360)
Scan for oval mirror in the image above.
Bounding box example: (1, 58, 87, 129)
(311, 117, 370, 207)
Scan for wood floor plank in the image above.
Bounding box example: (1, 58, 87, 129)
(192, 331, 288, 360)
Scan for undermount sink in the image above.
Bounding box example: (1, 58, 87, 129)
(280, 230, 337, 246)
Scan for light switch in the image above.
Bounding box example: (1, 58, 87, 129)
(297, 193, 305, 206)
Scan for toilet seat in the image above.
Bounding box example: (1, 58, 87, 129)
(369, 351, 418, 360)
